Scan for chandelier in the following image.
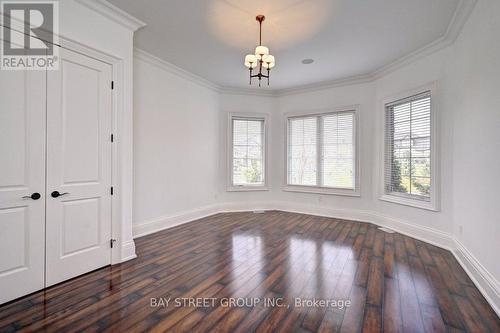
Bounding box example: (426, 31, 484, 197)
(244, 15, 275, 87)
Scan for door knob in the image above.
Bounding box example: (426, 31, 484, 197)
(22, 192, 41, 200)
(51, 191, 69, 198)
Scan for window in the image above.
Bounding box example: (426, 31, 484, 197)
(285, 109, 359, 196)
(382, 90, 438, 210)
(288, 116, 318, 186)
(228, 115, 267, 190)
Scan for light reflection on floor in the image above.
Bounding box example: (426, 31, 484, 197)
(229, 233, 264, 298)
(227, 231, 357, 302)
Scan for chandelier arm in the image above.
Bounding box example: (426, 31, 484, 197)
(251, 73, 268, 78)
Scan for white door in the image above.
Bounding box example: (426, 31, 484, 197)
(45, 48, 113, 286)
(0, 50, 47, 302)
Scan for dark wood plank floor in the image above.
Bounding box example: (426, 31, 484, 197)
(1, 211, 499, 332)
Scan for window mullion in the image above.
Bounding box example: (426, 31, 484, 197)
(232, 119, 236, 186)
(409, 101, 413, 195)
(260, 118, 267, 184)
(317, 116, 323, 187)
(286, 119, 291, 185)
(391, 109, 395, 193)
(246, 120, 249, 162)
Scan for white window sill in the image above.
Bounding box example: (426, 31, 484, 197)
(227, 185, 269, 192)
(379, 194, 439, 211)
(282, 185, 360, 197)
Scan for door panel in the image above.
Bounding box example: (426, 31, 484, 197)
(46, 48, 113, 286)
(61, 60, 101, 183)
(61, 198, 100, 256)
(0, 67, 46, 304)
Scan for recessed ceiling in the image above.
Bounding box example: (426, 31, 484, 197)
(108, 0, 460, 90)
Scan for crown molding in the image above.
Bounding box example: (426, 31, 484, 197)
(369, 0, 477, 80)
(134, 48, 220, 91)
(134, 49, 277, 96)
(135, 48, 277, 96)
(275, 73, 375, 96)
(274, 0, 477, 96)
(132, 0, 476, 97)
(218, 86, 277, 97)
(444, 0, 478, 43)
(75, 0, 146, 31)
(369, 34, 450, 81)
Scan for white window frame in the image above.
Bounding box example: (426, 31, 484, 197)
(379, 82, 440, 211)
(227, 112, 269, 192)
(283, 105, 360, 197)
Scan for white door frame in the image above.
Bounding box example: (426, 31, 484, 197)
(58, 37, 133, 264)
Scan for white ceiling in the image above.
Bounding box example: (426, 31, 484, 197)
(108, 0, 461, 90)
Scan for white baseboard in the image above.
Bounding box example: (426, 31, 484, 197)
(132, 200, 499, 316)
(218, 201, 276, 213)
(268, 201, 454, 250)
(368, 212, 454, 250)
(452, 239, 500, 316)
(133, 201, 453, 249)
(133, 203, 220, 238)
(121, 240, 137, 262)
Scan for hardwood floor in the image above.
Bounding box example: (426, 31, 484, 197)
(0, 211, 498, 332)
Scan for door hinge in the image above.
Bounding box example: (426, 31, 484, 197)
(111, 133, 114, 142)
(110, 239, 117, 248)
(110, 186, 114, 195)
(111, 81, 114, 90)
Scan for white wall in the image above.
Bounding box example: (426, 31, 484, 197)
(446, 0, 500, 283)
(133, 55, 219, 227)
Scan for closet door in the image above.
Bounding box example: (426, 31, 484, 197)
(45, 48, 113, 286)
(0, 62, 46, 303)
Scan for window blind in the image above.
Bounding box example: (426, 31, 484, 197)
(288, 117, 317, 186)
(232, 118, 264, 186)
(287, 111, 356, 189)
(322, 112, 355, 188)
(384, 91, 431, 200)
